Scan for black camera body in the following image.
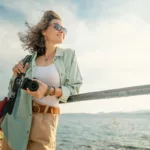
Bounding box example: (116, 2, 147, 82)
(21, 78, 39, 91)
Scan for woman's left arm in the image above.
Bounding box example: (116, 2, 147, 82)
(56, 50, 83, 103)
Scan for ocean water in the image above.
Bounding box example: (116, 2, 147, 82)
(56, 113, 150, 150)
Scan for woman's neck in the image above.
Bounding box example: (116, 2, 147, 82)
(45, 42, 57, 56)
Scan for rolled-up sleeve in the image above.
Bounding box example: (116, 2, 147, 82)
(58, 50, 83, 103)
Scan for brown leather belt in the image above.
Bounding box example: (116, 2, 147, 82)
(32, 102, 60, 114)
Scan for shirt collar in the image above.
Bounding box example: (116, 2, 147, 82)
(31, 46, 63, 66)
(33, 46, 63, 58)
(55, 46, 63, 57)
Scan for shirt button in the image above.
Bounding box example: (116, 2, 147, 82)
(61, 73, 63, 76)
(27, 131, 29, 134)
(30, 114, 32, 116)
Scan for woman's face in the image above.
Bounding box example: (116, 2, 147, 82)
(42, 19, 66, 44)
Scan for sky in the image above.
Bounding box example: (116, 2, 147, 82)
(0, 0, 150, 113)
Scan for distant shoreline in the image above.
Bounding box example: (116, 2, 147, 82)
(60, 110, 150, 116)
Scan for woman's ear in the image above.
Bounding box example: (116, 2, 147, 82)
(41, 29, 46, 36)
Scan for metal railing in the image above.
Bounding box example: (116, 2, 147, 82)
(62, 84, 150, 103)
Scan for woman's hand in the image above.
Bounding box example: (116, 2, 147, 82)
(23, 79, 48, 99)
(12, 61, 30, 78)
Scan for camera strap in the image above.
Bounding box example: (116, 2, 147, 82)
(7, 55, 33, 115)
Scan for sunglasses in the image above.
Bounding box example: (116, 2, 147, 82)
(49, 23, 67, 34)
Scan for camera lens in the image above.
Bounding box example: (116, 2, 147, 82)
(29, 81, 39, 91)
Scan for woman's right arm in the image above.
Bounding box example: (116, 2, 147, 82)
(7, 61, 30, 98)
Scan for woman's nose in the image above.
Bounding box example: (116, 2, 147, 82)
(59, 30, 64, 34)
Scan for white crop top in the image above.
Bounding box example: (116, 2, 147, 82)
(32, 63, 60, 107)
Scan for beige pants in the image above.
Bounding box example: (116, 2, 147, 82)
(1, 112, 59, 150)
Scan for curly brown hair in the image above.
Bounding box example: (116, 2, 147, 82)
(18, 10, 61, 56)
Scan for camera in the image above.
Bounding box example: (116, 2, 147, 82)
(21, 78, 39, 91)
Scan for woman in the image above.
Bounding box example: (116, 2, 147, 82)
(1, 10, 83, 150)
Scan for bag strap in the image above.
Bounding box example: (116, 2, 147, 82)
(22, 54, 32, 67)
(7, 54, 33, 115)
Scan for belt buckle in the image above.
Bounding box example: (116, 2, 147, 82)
(51, 107, 54, 114)
(33, 105, 40, 114)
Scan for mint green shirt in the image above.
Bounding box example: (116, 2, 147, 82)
(1, 47, 83, 150)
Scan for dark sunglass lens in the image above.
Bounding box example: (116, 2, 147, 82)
(54, 23, 61, 31)
(54, 23, 67, 34)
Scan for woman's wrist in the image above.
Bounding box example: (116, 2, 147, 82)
(44, 85, 55, 96)
(44, 85, 50, 96)
(49, 86, 55, 96)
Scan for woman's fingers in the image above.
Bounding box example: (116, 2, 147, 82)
(24, 88, 41, 98)
(15, 67, 21, 73)
(12, 60, 30, 78)
(24, 63, 30, 72)
(18, 61, 23, 65)
(13, 65, 21, 74)
(17, 63, 24, 72)
(13, 62, 30, 73)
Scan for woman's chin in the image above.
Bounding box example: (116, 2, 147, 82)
(56, 40, 63, 44)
